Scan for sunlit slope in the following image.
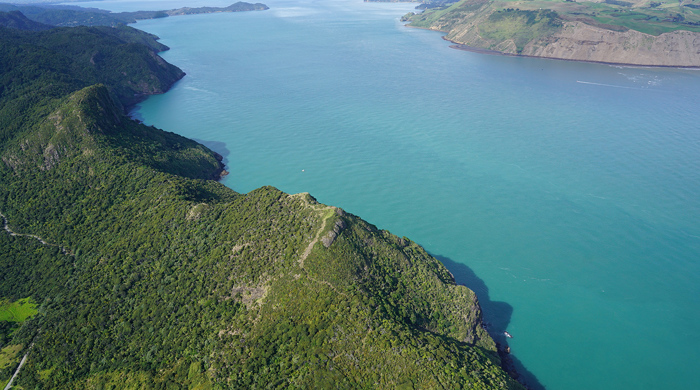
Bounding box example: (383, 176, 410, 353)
(406, 0, 700, 66)
(0, 25, 523, 389)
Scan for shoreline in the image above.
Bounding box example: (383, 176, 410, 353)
(497, 343, 526, 388)
(443, 37, 700, 70)
(403, 24, 700, 69)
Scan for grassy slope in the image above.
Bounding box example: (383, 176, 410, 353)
(408, 0, 471, 28)
(408, 0, 700, 37)
(0, 298, 38, 323)
(0, 27, 523, 389)
(479, 9, 561, 52)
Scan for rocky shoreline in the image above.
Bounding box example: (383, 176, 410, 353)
(403, 2, 700, 68)
(446, 39, 700, 69)
(497, 341, 529, 388)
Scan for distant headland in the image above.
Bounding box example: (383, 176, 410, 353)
(0, 2, 269, 27)
(398, 0, 700, 67)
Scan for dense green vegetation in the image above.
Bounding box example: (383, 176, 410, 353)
(0, 2, 269, 28)
(0, 20, 184, 146)
(0, 10, 51, 30)
(0, 21, 523, 389)
(0, 298, 38, 348)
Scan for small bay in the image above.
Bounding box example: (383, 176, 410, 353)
(84, 0, 700, 388)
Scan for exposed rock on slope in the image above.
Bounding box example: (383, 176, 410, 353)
(521, 21, 700, 66)
(408, 0, 700, 67)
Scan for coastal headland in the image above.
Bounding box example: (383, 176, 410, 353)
(0, 2, 269, 27)
(0, 6, 525, 389)
(402, 0, 700, 67)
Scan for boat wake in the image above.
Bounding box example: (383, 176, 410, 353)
(576, 80, 646, 90)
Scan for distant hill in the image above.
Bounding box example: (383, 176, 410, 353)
(0, 10, 51, 30)
(404, 0, 700, 67)
(0, 23, 524, 389)
(0, 2, 269, 27)
(0, 23, 184, 147)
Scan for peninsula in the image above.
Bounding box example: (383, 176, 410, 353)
(0, 13, 524, 390)
(0, 2, 269, 27)
(403, 0, 700, 67)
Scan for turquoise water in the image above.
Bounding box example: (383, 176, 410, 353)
(99, 0, 700, 388)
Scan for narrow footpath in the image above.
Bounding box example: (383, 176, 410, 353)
(3, 346, 31, 390)
(1, 211, 72, 255)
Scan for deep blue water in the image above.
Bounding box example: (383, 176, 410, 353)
(78, 0, 700, 388)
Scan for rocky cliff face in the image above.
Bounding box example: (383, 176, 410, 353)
(411, 0, 700, 67)
(521, 21, 700, 66)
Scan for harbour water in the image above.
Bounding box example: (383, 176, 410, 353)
(80, 0, 700, 388)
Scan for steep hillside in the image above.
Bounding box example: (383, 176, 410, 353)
(406, 0, 700, 66)
(0, 26, 524, 389)
(0, 22, 184, 147)
(519, 21, 700, 66)
(0, 10, 51, 30)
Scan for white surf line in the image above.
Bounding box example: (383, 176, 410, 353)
(576, 80, 648, 90)
(587, 193, 607, 200)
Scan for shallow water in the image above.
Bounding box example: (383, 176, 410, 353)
(111, 0, 700, 388)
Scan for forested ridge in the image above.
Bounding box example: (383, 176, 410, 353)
(0, 21, 524, 389)
(0, 2, 269, 28)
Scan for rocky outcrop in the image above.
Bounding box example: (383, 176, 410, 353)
(321, 218, 347, 248)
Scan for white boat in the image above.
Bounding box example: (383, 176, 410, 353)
(504, 331, 513, 338)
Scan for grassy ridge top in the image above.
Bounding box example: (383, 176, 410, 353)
(408, 0, 700, 36)
(0, 24, 523, 389)
(0, 298, 37, 323)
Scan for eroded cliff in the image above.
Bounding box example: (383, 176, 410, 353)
(408, 0, 700, 67)
(521, 21, 700, 66)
